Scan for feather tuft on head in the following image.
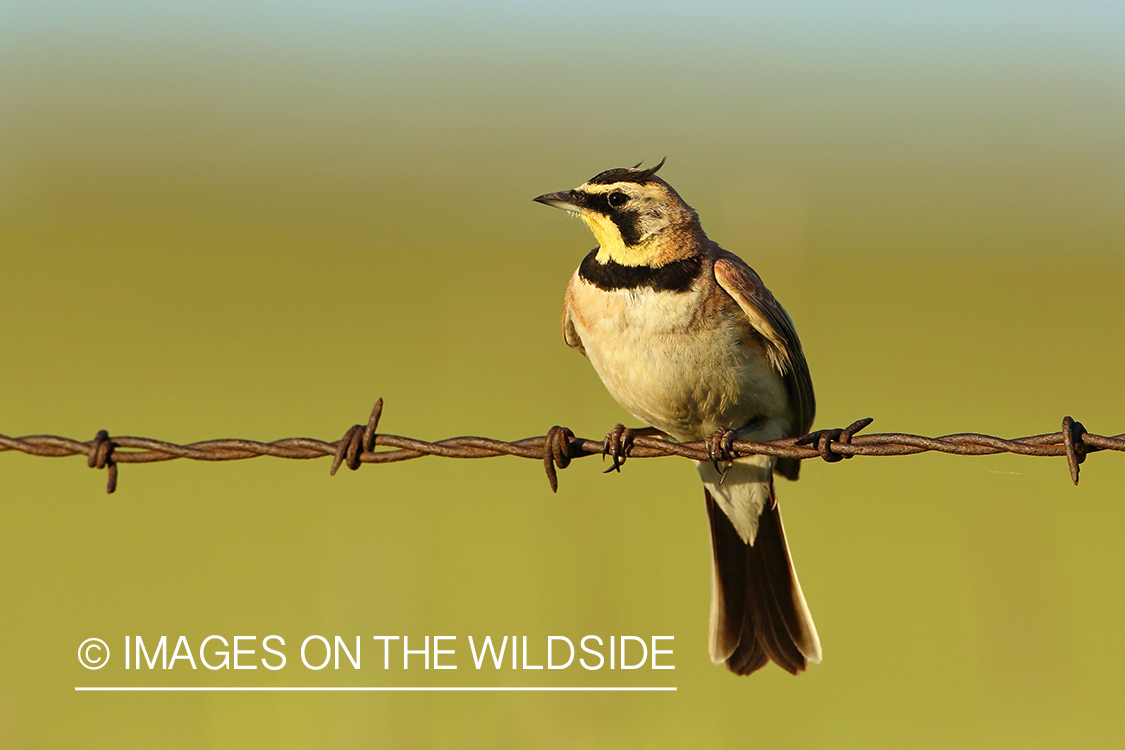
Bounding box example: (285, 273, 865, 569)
(587, 157, 668, 186)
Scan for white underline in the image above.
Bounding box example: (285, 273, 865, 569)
(75, 686, 676, 692)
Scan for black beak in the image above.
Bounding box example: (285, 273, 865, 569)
(533, 191, 583, 212)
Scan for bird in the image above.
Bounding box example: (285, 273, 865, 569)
(533, 159, 821, 676)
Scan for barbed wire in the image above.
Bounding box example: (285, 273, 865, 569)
(2, 400, 1122, 494)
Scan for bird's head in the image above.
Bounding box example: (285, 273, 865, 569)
(534, 159, 703, 266)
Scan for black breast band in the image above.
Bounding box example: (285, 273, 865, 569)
(578, 250, 703, 293)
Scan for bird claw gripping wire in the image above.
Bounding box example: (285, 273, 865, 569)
(1063, 415, 1089, 486)
(330, 399, 383, 476)
(705, 428, 739, 482)
(543, 425, 575, 493)
(602, 424, 634, 474)
(795, 418, 874, 463)
(87, 429, 118, 494)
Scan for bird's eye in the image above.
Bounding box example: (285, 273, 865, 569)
(608, 191, 628, 207)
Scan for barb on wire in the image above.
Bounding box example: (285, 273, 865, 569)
(2, 400, 1122, 494)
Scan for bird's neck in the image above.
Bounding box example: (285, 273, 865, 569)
(592, 220, 708, 268)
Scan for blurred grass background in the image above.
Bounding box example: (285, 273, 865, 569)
(2, 1, 1124, 747)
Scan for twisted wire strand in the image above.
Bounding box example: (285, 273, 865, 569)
(2, 400, 1121, 494)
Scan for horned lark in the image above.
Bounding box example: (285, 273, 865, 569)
(534, 160, 820, 675)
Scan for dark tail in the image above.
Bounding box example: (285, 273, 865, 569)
(705, 477, 821, 675)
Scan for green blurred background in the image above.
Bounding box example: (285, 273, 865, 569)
(2, 1, 1124, 747)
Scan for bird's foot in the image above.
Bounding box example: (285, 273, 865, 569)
(705, 428, 739, 483)
(705, 419, 764, 484)
(602, 423, 635, 473)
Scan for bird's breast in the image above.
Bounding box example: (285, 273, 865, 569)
(567, 278, 791, 441)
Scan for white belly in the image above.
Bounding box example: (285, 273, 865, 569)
(569, 283, 791, 442)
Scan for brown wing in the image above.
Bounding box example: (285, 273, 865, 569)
(561, 270, 586, 356)
(713, 253, 814, 478)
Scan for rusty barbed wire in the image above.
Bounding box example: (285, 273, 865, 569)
(2, 400, 1123, 494)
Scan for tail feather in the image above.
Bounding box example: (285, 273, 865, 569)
(705, 474, 820, 676)
(744, 514, 808, 674)
(706, 488, 748, 662)
(753, 489, 821, 664)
